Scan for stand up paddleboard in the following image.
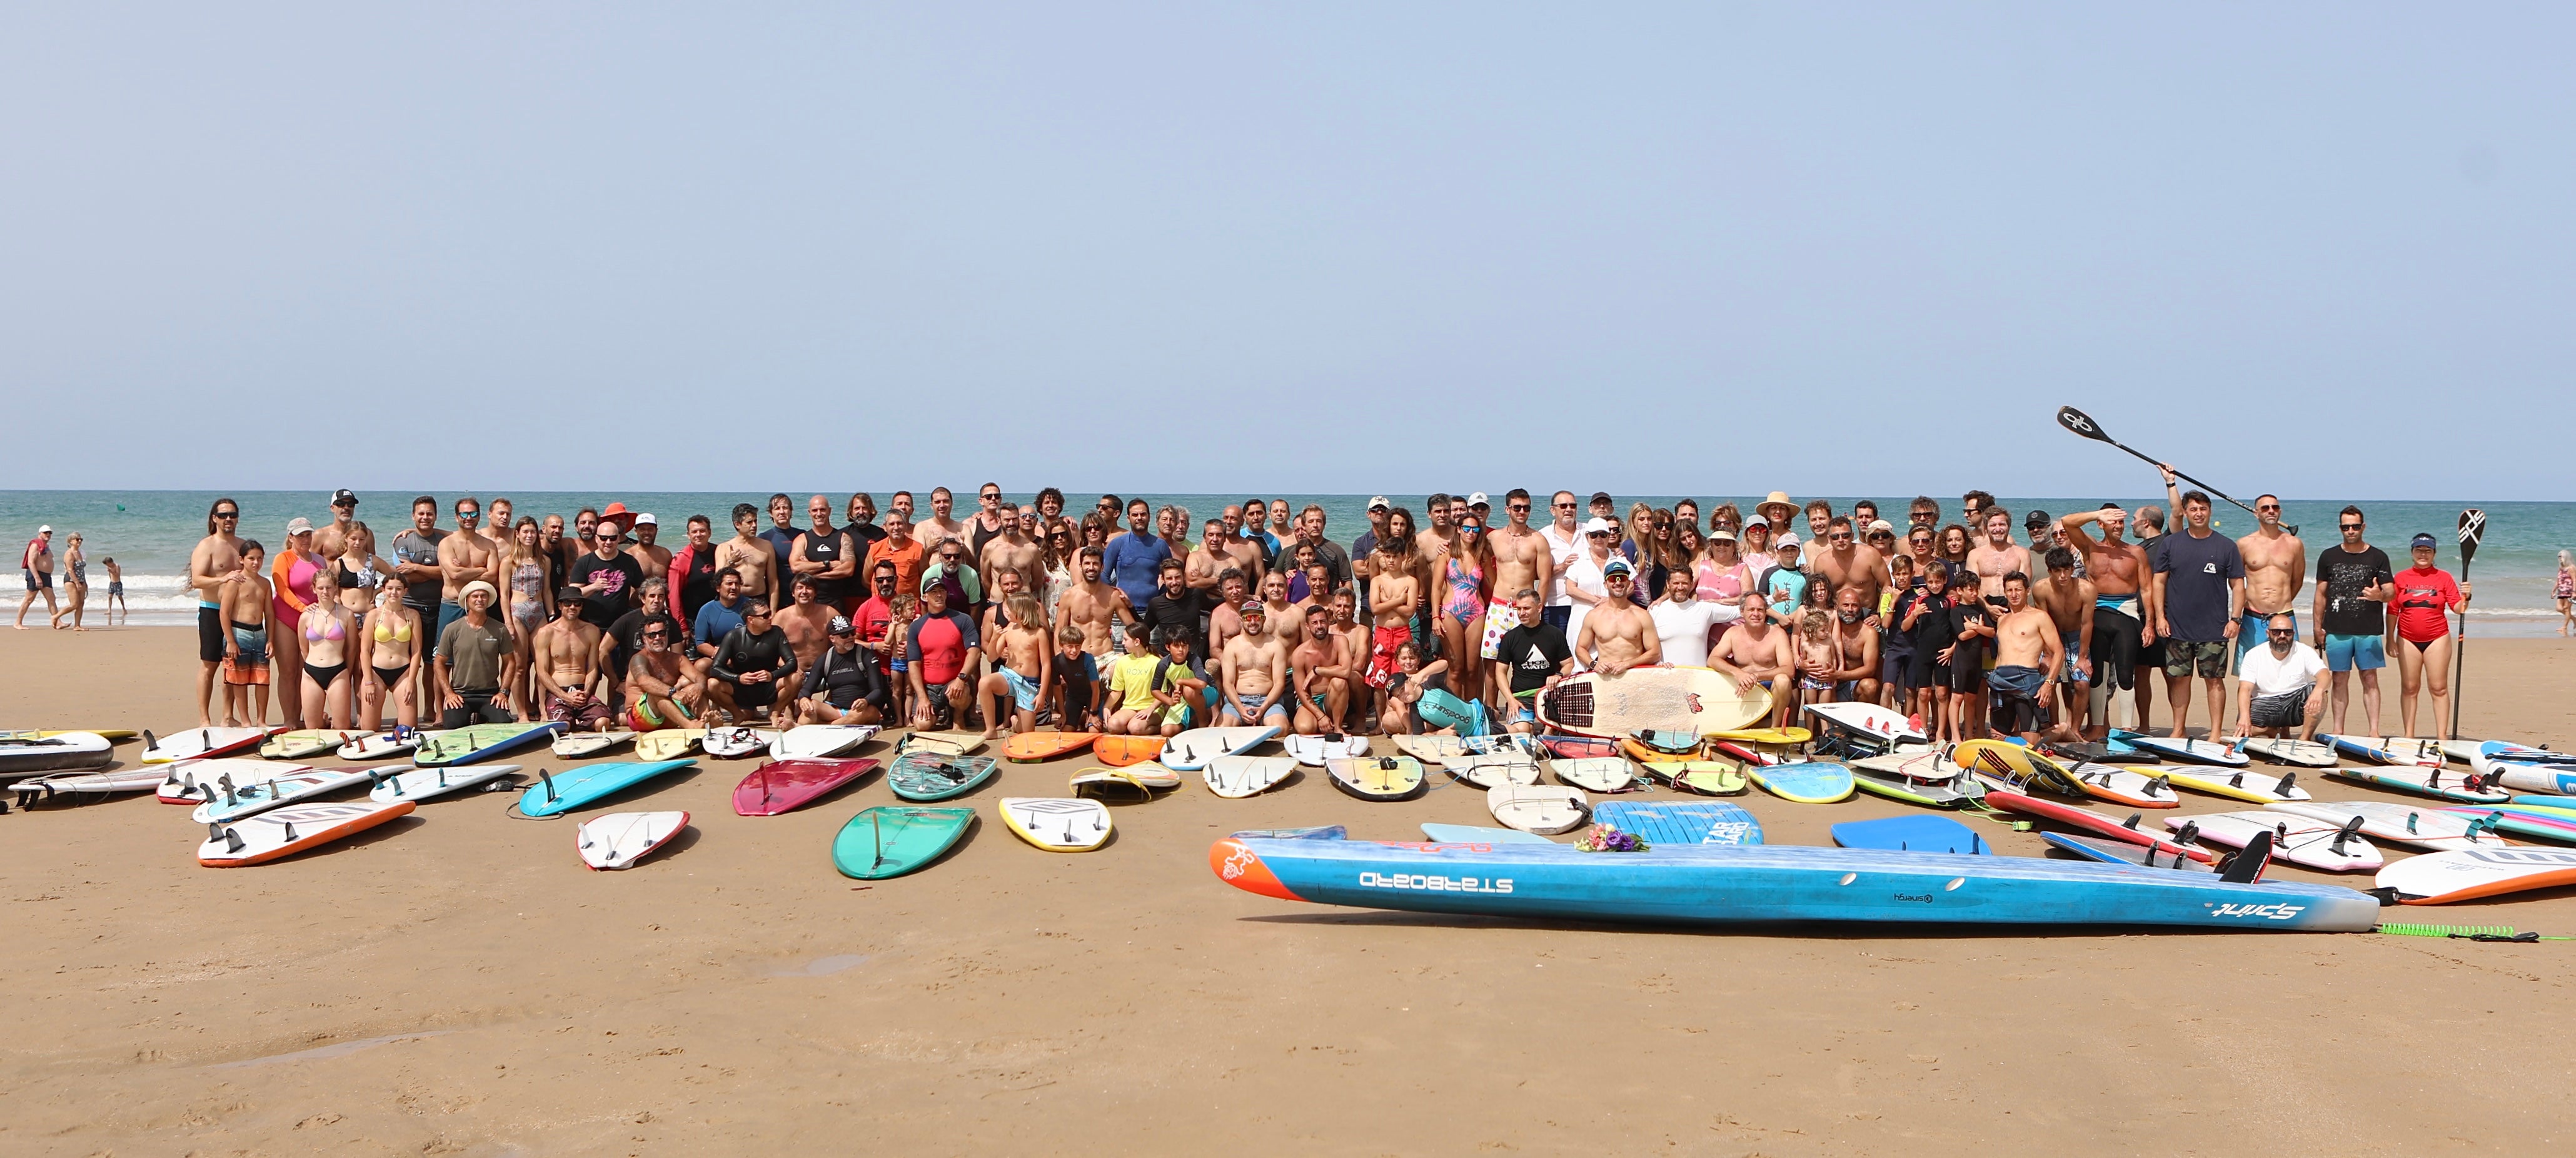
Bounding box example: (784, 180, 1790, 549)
(1487, 785, 1591, 835)
(887, 752, 999, 802)
(1326, 755, 1426, 802)
(1159, 727, 1279, 772)
(998, 797, 1112, 852)
(199, 799, 415, 867)
(1591, 800, 1761, 847)
(551, 730, 637, 758)
(142, 727, 277, 764)
(1001, 730, 1098, 762)
(1539, 667, 1771, 738)
(415, 722, 563, 767)
(775, 725, 881, 760)
(1284, 733, 1371, 766)
(258, 730, 373, 761)
(368, 762, 523, 803)
(1831, 815, 1990, 854)
(2265, 800, 2509, 852)
(2040, 832, 2213, 872)
(577, 811, 689, 869)
(0, 732, 115, 777)
(833, 806, 975, 879)
(732, 758, 879, 816)
(516, 760, 697, 818)
(2171, 812, 2380, 873)
(2375, 846, 2576, 905)
(1422, 823, 1554, 845)
(190, 765, 375, 824)
(1202, 755, 1296, 798)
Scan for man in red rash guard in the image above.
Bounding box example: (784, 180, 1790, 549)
(905, 578, 983, 730)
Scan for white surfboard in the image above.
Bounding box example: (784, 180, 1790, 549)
(1389, 733, 1512, 766)
(2486, 762, 2576, 797)
(1548, 756, 1634, 793)
(774, 725, 880, 760)
(1803, 703, 1926, 746)
(198, 799, 415, 867)
(156, 759, 311, 805)
(1070, 763, 1181, 798)
(2265, 800, 2512, 853)
(142, 727, 274, 764)
(12, 765, 166, 803)
(1158, 726, 1279, 771)
(2069, 763, 2180, 807)
(258, 729, 374, 760)
(703, 727, 780, 758)
(576, 810, 690, 870)
(2118, 733, 2248, 767)
(2241, 738, 2338, 768)
(999, 797, 1113, 851)
(2165, 811, 2381, 873)
(0, 731, 116, 778)
(1850, 747, 1970, 783)
(190, 765, 375, 824)
(1486, 785, 1591, 835)
(2325, 735, 2445, 768)
(1202, 755, 1296, 798)
(1283, 733, 1370, 767)
(551, 730, 637, 757)
(341, 728, 433, 760)
(2377, 846, 2576, 904)
(1445, 750, 1541, 788)
(368, 762, 523, 803)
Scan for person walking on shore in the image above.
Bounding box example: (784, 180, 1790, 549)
(2557, 549, 2573, 637)
(49, 532, 89, 632)
(16, 525, 57, 630)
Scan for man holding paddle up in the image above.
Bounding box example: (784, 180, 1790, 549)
(2151, 485, 2244, 741)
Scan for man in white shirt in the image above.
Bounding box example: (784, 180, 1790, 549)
(2231, 612, 2326, 741)
(1539, 490, 1582, 632)
(1648, 568, 1725, 668)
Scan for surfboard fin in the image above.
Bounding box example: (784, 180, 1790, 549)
(2172, 820, 2200, 847)
(2146, 775, 2170, 797)
(223, 827, 245, 854)
(2277, 772, 2296, 794)
(2328, 815, 2366, 857)
(281, 821, 298, 842)
(540, 768, 558, 803)
(2216, 830, 2273, 884)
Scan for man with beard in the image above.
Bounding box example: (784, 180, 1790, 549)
(1289, 602, 1356, 735)
(2061, 504, 2151, 737)
(1824, 584, 1881, 705)
(772, 573, 837, 695)
(568, 515, 644, 631)
(624, 618, 704, 730)
(1056, 545, 1137, 670)
(797, 615, 887, 726)
(2029, 546, 2095, 741)
(630, 515, 672, 580)
(980, 500, 1044, 598)
(714, 503, 778, 611)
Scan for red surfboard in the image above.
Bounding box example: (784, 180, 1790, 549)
(730, 758, 880, 817)
(1984, 788, 2215, 863)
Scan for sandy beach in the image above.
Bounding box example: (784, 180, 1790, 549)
(4, 627, 2572, 1156)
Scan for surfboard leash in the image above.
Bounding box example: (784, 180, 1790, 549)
(2375, 922, 2572, 942)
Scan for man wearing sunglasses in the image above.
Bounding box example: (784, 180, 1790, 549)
(2230, 612, 2325, 742)
(189, 497, 248, 727)
(2235, 493, 2307, 667)
(1811, 516, 1885, 613)
(623, 617, 704, 731)
(1485, 489, 1555, 667)
(2310, 505, 2393, 735)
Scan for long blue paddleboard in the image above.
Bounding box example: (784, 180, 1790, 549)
(1421, 823, 1554, 845)
(1831, 815, 1989, 854)
(516, 760, 695, 818)
(1592, 800, 1762, 847)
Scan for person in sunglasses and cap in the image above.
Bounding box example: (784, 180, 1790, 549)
(797, 614, 888, 725)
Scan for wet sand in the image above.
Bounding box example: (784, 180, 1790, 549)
(4, 627, 2573, 1155)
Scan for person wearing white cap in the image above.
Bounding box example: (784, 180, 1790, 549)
(14, 525, 56, 630)
(631, 513, 671, 580)
(267, 516, 328, 727)
(1350, 496, 1394, 615)
(1559, 517, 1618, 664)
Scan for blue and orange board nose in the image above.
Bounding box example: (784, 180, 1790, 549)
(1209, 839, 1302, 900)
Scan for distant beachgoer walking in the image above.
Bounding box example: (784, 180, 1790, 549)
(2557, 550, 2573, 637)
(15, 525, 57, 629)
(49, 532, 88, 632)
(101, 556, 126, 625)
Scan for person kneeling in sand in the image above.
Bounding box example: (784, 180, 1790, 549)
(2231, 612, 2327, 742)
(625, 619, 705, 730)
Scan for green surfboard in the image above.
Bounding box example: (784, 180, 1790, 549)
(833, 806, 975, 879)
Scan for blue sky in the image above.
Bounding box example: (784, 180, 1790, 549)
(2, 5, 2566, 497)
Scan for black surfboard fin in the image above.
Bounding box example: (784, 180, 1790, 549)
(2218, 830, 2273, 884)
(2277, 772, 2296, 794)
(2172, 820, 2200, 847)
(2146, 774, 2171, 797)
(539, 768, 559, 803)
(223, 827, 246, 854)
(2329, 815, 2366, 856)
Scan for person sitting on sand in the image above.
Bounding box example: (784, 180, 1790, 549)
(711, 599, 798, 727)
(797, 615, 887, 727)
(533, 586, 611, 730)
(625, 618, 704, 730)
(434, 580, 518, 728)
(1046, 624, 1100, 730)
(1218, 600, 1290, 728)
(1289, 602, 1355, 735)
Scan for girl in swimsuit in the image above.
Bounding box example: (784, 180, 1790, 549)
(498, 517, 549, 718)
(299, 569, 355, 729)
(1431, 501, 1493, 703)
(335, 521, 389, 622)
(362, 573, 425, 731)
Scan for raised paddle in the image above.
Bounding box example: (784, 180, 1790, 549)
(2452, 508, 2485, 739)
(2056, 406, 2290, 533)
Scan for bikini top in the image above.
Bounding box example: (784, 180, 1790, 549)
(373, 612, 414, 644)
(305, 609, 346, 642)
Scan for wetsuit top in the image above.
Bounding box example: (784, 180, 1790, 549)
(391, 528, 446, 612)
(905, 608, 980, 687)
(673, 545, 718, 623)
(760, 525, 799, 583)
(712, 625, 795, 687)
(799, 643, 887, 709)
(1901, 592, 1956, 657)
(1101, 532, 1172, 615)
(2390, 565, 2462, 643)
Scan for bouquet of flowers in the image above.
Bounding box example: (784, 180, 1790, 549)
(1574, 823, 1649, 853)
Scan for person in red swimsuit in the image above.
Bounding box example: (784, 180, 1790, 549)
(2388, 532, 2471, 740)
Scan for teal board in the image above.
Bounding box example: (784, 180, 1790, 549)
(516, 760, 695, 817)
(1592, 800, 1763, 847)
(833, 806, 975, 879)
(1831, 815, 1990, 854)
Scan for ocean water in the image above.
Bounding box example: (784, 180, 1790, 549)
(5, 490, 2569, 636)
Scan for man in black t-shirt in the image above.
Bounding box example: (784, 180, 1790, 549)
(2310, 504, 2395, 735)
(1490, 590, 1572, 733)
(570, 534, 645, 631)
(1143, 559, 1210, 665)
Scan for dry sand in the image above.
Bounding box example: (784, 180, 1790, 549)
(4, 627, 2574, 1155)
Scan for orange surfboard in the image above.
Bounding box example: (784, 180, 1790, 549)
(1004, 731, 1102, 762)
(1094, 735, 1163, 767)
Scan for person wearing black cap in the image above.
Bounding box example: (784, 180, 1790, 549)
(797, 614, 888, 725)
(531, 585, 611, 730)
(317, 490, 360, 561)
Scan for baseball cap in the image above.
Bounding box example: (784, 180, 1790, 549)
(1602, 558, 1634, 577)
(555, 585, 584, 603)
(2024, 509, 2053, 530)
(1366, 496, 1391, 511)
(2410, 533, 2438, 549)
(1466, 491, 1490, 507)
(330, 489, 358, 506)
(635, 513, 658, 526)
(1744, 515, 1769, 530)
(1242, 599, 1265, 613)
(828, 615, 854, 635)
(1581, 517, 1614, 536)
(1589, 491, 1613, 506)
(284, 517, 314, 535)
(1866, 520, 1894, 535)
(36, 525, 51, 534)
(1774, 533, 1801, 548)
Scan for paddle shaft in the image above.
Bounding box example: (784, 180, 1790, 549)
(2451, 508, 2483, 740)
(2057, 406, 2273, 526)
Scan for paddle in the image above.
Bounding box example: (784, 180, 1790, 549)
(2055, 406, 2291, 532)
(2452, 509, 2485, 739)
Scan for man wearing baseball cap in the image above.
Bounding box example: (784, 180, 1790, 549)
(15, 525, 56, 630)
(798, 613, 888, 725)
(1574, 556, 1661, 677)
(318, 490, 361, 560)
(1560, 516, 1618, 658)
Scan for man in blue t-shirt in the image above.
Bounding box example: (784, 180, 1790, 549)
(2150, 486, 2245, 740)
(1102, 498, 1171, 614)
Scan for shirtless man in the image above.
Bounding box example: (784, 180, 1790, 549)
(631, 515, 672, 580)
(624, 619, 703, 730)
(1217, 505, 1267, 588)
(1985, 573, 2066, 745)
(1206, 570, 1252, 658)
(1366, 538, 1421, 693)
(2028, 546, 2096, 742)
(2235, 494, 2307, 668)
(189, 497, 248, 727)
(1573, 560, 1661, 677)
(315, 489, 360, 561)
(773, 573, 837, 692)
(1257, 569, 1306, 650)
(979, 501, 1045, 598)
(1826, 585, 1881, 704)
(2062, 504, 2153, 737)
(436, 496, 499, 640)
(1965, 507, 2033, 605)
(1184, 519, 1230, 598)
(1711, 592, 1796, 728)
(920, 486, 969, 550)
(1055, 545, 1137, 668)
(1811, 516, 1887, 612)
(1484, 488, 1556, 670)
(532, 587, 611, 729)
(1289, 603, 1356, 735)
(1219, 601, 1291, 728)
(1327, 587, 1372, 730)
(1539, 491, 1582, 632)
(977, 592, 1052, 737)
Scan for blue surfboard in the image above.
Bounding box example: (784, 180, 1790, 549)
(1592, 800, 1762, 847)
(1421, 823, 1554, 845)
(1830, 815, 1990, 854)
(516, 760, 696, 818)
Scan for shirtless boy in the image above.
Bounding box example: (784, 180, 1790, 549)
(2028, 546, 2095, 741)
(1366, 538, 1421, 692)
(978, 592, 1052, 737)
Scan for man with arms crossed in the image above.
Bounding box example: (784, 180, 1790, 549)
(2235, 494, 2307, 667)
(2310, 505, 2394, 735)
(1711, 592, 1795, 728)
(2151, 486, 2245, 740)
(436, 496, 498, 642)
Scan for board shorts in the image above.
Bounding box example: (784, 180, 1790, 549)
(2165, 639, 2227, 679)
(1509, 691, 1539, 724)
(1227, 691, 1289, 723)
(999, 666, 1040, 711)
(1366, 624, 1409, 689)
(23, 569, 48, 591)
(2324, 633, 2386, 672)
(1479, 598, 1519, 660)
(198, 603, 227, 662)
(2250, 687, 2311, 730)
(1986, 664, 2046, 733)
(2238, 611, 2296, 662)
(108, 582, 123, 597)
(628, 697, 694, 730)
(224, 625, 271, 685)
(2061, 631, 2086, 682)
(546, 695, 613, 728)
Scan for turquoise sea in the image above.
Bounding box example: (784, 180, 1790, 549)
(5, 490, 2569, 637)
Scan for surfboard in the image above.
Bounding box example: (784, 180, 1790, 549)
(1283, 733, 1370, 766)
(2043, 737, 2160, 765)
(189, 765, 374, 824)
(1802, 703, 1926, 748)
(731, 758, 878, 817)
(2241, 738, 2338, 768)
(1831, 815, 1990, 854)
(2040, 832, 2215, 872)
(157, 758, 311, 805)
(2375, 846, 2576, 905)
(2320, 734, 2444, 768)
(0, 728, 137, 743)
(516, 760, 697, 818)
(1202, 755, 1296, 798)
(1851, 764, 1986, 808)
(2483, 761, 2576, 797)
(415, 722, 564, 767)
(1001, 730, 1099, 762)
(2067, 765, 2180, 809)
(833, 806, 975, 879)
(0, 732, 114, 777)
(1538, 667, 1771, 738)
(1534, 735, 1621, 760)
(2265, 801, 2511, 852)
(775, 725, 882, 760)
(367, 762, 523, 804)
(2473, 739, 2575, 767)
(1072, 763, 1181, 798)
(1486, 785, 1591, 835)
(1706, 727, 1811, 746)
(900, 732, 989, 758)
(1445, 750, 1541, 789)
(2324, 764, 2509, 804)
(1326, 755, 1426, 802)
(634, 728, 707, 761)
(551, 730, 637, 757)
(887, 752, 999, 802)
(11, 765, 165, 805)
(577, 811, 690, 870)
(2438, 806, 2576, 843)
(1981, 789, 2215, 862)
(341, 728, 429, 760)
(142, 727, 277, 764)
(1851, 747, 1968, 781)
(1159, 726, 1280, 771)
(1953, 740, 2088, 797)
(2158, 765, 2312, 805)
(1638, 760, 1747, 796)
(999, 797, 1112, 852)
(702, 727, 780, 759)
(258, 730, 372, 761)
(1592, 800, 1762, 847)
(2171, 812, 2380, 873)
(1421, 823, 1554, 845)
(1628, 728, 1703, 756)
(198, 799, 415, 867)
(1092, 734, 1164, 767)
(1547, 756, 1634, 793)
(1391, 733, 1507, 765)
(1749, 761, 1855, 804)
(2112, 732, 2248, 767)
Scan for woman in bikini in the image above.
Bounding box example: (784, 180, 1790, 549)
(361, 573, 426, 732)
(497, 516, 550, 718)
(1431, 498, 1494, 703)
(2557, 550, 2573, 638)
(334, 521, 388, 625)
(298, 569, 356, 730)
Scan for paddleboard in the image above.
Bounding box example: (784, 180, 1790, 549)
(1202, 755, 1296, 798)
(1283, 733, 1371, 766)
(775, 724, 882, 760)
(1547, 756, 1634, 793)
(551, 729, 637, 757)
(516, 760, 697, 818)
(1982, 789, 2215, 863)
(1638, 760, 1747, 796)
(258, 730, 372, 761)
(2376, 846, 2576, 905)
(1538, 667, 1770, 737)
(2323, 764, 2509, 804)
(833, 806, 975, 879)
(1001, 730, 1099, 762)
(2241, 738, 2338, 768)
(2041, 832, 2214, 872)
(2265, 800, 2510, 852)
(900, 732, 989, 758)
(415, 722, 563, 767)
(1749, 761, 1855, 804)
(1422, 823, 1554, 845)
(999, 797, 1112, 852)
(634, 728, 707, 761)
(2159, 765, 2312, 805)
(1486, 785, 1591, 835)
(11, 765, 165, 805)
(1803, 702, 1927, 748)
(703, 726, 780, 759)
(887, 752, 1000, 802)
(2321, 734, 2444, 768)
(1159, 726, 1280, 771)
(1326, 754, 1426, 802)
(731, 758, 879, 816)
(1092, 734, 1165, 767)
(341, 728, 430, 760)
(199, 799, 415, 867)
(1591, 800, 1761, 847)
(1831, 815, 1990, 854)
(157, 758, 310, 805)
(2170, 812, 2380, 873)
(1072, 763, 1181, 798)
(368, 762, 523, 803)
(190, 765, 374, 824)
(2112, 732, 2248, 767)
(142, 727, 276, 764)
(0, 732, 114, 777)
(577, 811, 690, 869)
(1445, 750, 1541, 789)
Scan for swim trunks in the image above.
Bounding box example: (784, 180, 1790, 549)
(198, 602, 226, 663)
(1479, 598, 1519, 661)
(2323, 633, 2385, 673)
(1229, 690, 1287, 723)
(2060, 630, 2086, 683)
(546, 695, 613, 728)
(22, 569, 48, 591)
(2248, 686, 2310, 730)
(1986, 664, 2046, 735)
(1000, 666, 1040, 712)
(1366, 624, 1410, 690)
(2164, 640, 2227, 680)
(225, 625, 271, 685)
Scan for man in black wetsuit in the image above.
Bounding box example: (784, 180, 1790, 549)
(797, 615, 888, 725)
(710, 598, 797, 726)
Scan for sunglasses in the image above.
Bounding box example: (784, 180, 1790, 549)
(215, 510, 240, 519)
(1587, 531, 1611, 538)
(1507, 503, 1531, 512)
(641, 630, 668, 639)
(2267, 629, 2293, 637)
(2258, 505, 2281, 513)
(2340, 523, 2363, 530)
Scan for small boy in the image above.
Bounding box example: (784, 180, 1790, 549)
(1048, 624, 1100, 730)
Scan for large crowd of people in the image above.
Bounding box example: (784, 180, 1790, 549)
(166, 472, 2483, 744)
